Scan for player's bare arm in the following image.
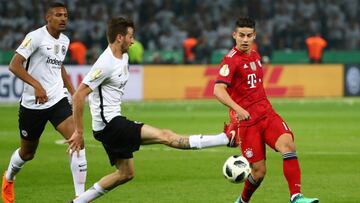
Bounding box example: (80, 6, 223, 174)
(66, 83, 92, 154)
(214, 83, 250, 121)
(61, 65, 75, 95)
(9, 53, 48, 104)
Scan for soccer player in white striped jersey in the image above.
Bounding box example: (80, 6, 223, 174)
(1, 3, 87, 203)
(67, 17, 232, 203)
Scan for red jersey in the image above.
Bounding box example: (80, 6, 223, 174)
(216, 47, 274, 126)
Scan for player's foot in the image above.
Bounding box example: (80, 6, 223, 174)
(2, 171, 14, 203)
(224, 122, 240, 147)
(291, 194, 319, 203)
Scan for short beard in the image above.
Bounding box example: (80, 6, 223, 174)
(58, 27, 67, 32)
(121, 45, 128, 53)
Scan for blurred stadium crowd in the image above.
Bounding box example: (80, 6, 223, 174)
(0, 0, 359, 63)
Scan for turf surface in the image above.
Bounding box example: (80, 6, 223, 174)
(0, 98, 359, 202)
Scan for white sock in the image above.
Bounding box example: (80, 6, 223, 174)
(70, 149, 87, 196)
(291, 193, 301, 201)
(241, 197, 248, 203)
(189, 133, 229, 149)
(5, 148, 26, 181)
(73, 182, 108, 203)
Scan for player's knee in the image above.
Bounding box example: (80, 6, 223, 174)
(115, 169, 135, 183)
(276, 133, 296, 153)
(277, 141, 296, 153)
(252, 165, 266, 180)
(160, 129, 174, 144)
(122, 172, 135, 182)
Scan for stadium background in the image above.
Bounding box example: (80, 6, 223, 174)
(0, 1, 360, 203)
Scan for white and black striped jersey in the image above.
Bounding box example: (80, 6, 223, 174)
(82, 47, 130, 131)
(16, 25, 69, 109)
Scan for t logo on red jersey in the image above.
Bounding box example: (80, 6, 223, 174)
(247, 73, 257, 88)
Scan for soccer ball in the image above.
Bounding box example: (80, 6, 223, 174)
(222, 155, 251, 183)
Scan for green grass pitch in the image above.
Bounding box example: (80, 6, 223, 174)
(0, 98, 359, 202)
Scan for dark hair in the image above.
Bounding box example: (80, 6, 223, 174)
(235, 17, 255, 30)
(107, 17, 135, 43)
(47, 2, 66, 11)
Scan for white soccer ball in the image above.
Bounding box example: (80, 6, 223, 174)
(223, 155, 251, 183)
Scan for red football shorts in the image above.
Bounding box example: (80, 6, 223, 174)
(235, 112, 294, 163)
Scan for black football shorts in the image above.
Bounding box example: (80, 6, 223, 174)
(18, 97, 72, 140)
(93, 116, 143, 166)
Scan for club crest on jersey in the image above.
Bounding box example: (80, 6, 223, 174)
(21, 38, 32, 49)
(61, 45, 66, 55)
(219, 64, 230, 76)
(90, 68, 102, 81)
(54, 44, 60, 54)
(250, 62, 256, 71)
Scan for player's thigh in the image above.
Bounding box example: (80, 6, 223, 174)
(49, 97, 73, 139)
(18, 105, 48, 141)
(55, 116, 74, 140)
(263, 114, 293, 150)
(140, 124, 166, 144)
(240, 123, 266, 163)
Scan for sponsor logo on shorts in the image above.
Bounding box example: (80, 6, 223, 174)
(21, 130, 28, 137)
(244, 148, 253, 158)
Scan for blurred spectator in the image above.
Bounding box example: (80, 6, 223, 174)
(128, 40, 144, 64)
(258, 34, 273, 64)
(306, 32, 327, 64)
(69, 36, 87, 65)
(194, 36, 211, 64)
(88, 43, 103, 64)
(0, 0, 359, 64)
(183, 33, 198, 64)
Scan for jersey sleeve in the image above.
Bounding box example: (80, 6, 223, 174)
(215, 56, 237, 86)
(15, 32, 41, 60)
(82, 61, 112, 90)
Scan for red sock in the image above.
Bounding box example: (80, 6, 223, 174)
(283, 152, 301, 196)
(241, 174, 261, 202)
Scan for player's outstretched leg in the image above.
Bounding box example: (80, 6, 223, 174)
(140, 124, 229, 149)
(290, 194, 319, 203)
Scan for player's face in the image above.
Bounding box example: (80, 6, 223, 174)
(46, 7, 68, 32)
(233, 27, 256, 53)
(120, 27, 135, 53)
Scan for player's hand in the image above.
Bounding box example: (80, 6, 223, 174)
(234, 107, 251, 121)
(34, 85, 48, 104)
(66, 131, 84, 157)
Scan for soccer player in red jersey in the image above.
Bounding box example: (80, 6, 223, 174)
(214, 17, 319, 203)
